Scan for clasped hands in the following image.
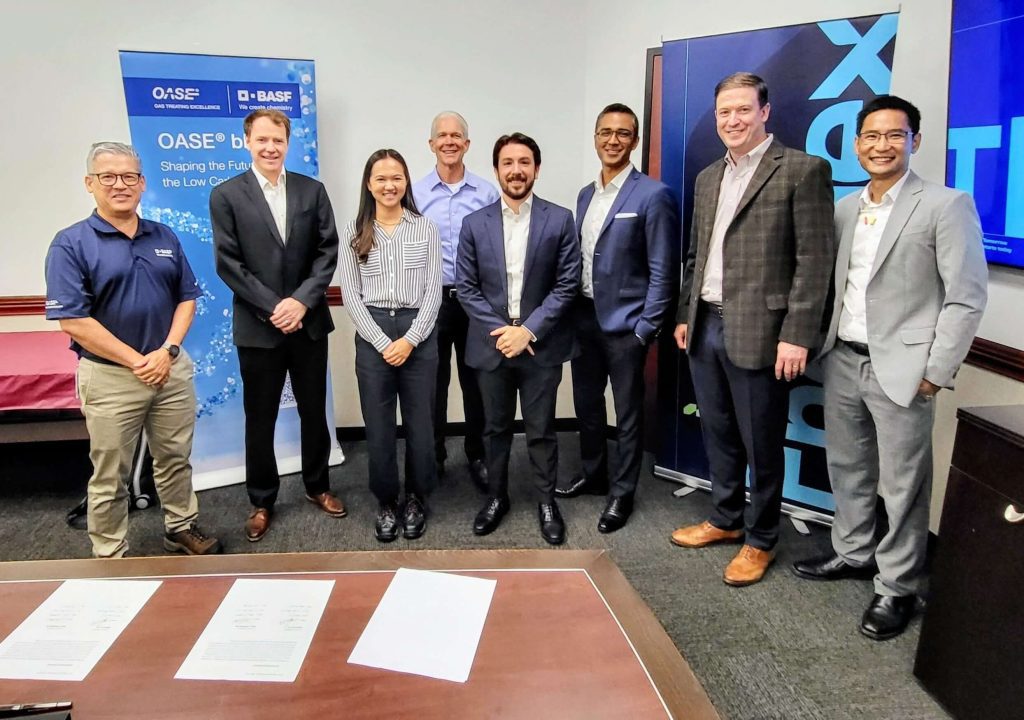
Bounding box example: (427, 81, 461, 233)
(270, 297, 307, 334)
(491, 325, 534, 358)
(132, 349, 172, 387)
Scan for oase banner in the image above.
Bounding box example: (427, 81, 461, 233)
(119, 51, 343, 491)
(655, 14, 898, 522)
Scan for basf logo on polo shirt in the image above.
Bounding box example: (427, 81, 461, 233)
(152, 86, 201, 101)
(154, 248, 175, 259)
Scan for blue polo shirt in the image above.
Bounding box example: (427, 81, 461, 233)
(44, 211, 202, 362)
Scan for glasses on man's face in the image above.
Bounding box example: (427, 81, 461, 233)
(857, 130, 912, 146)
(596, 128, 635, 141)
(91, 172, 143, 187)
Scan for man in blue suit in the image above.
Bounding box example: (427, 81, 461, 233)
(456, 132, 582, 545)
(556, 103, 680, 533)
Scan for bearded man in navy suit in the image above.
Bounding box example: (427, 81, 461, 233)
(456, 132, 581, 545)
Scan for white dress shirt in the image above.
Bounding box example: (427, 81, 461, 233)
(252, 166, 287, 244)
(838, 171, 911, 344)
(700, 134, 774, 303)
(581, 164, 633, 298)
(501, 194, 533, 320)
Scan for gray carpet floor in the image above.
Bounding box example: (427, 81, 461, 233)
(0, 434, 951, 720)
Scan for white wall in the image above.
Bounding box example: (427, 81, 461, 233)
(0, 0, 588, 298)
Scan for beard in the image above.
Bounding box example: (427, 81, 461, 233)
(500, 173, 534, 200)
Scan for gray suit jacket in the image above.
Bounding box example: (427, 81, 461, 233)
(677, 140, 835, 369)
(823, 171, 988, 407)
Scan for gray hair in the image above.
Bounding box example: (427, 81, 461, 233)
(86, 142, 142, 173)
(430, 111, 469, 139)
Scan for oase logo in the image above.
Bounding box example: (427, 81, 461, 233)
(151, 86, 201, 101)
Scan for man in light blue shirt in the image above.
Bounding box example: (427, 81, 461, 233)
(413, 111, 499, 488)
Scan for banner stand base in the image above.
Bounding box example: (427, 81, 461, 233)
(193, 447, 345, 493)
(654, 464, 834, 529)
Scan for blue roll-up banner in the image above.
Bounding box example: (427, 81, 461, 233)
(654, 15, 898, 523)
(119, 51, 344, 491)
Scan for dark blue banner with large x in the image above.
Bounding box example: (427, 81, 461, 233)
(655, 14, 898, 519)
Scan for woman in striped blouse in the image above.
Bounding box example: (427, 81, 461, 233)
(338, 149, 442, 543)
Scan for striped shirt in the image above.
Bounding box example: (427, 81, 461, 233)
(338, 210, 442, 352)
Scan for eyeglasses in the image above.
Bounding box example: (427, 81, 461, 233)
(857, 130, 912, 145)
(90, 172, 143, 186)
(596, 129, 635, 141)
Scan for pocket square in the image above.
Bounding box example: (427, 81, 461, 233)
(614, 212, 638, 219)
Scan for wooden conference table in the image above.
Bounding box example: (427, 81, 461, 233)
(0, 549, 719, 720)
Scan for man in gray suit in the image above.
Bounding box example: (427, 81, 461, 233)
(671, 72, 834, 587)
(793, 95, 988, 640)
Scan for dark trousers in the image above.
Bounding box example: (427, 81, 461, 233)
(355, 307, 438, 505)
(570, 297, 648, 498)
(687, 304, 788, 550)
(237, 332, 331, 509)
(476, 354, 562, 503)
(434, 289, 485, 464)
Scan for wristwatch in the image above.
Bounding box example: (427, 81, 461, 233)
(162, 343, 180, 359)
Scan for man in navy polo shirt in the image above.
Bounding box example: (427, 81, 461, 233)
(45, 141, 221, 559)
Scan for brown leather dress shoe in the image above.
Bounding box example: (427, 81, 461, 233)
(245, 507, 271, 542)
(723, 544, 776, 586)
(306, 491, 347, 518)
(670, 520, 744, 548)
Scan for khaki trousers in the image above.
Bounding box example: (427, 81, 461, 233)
(77, 353, 199, 558)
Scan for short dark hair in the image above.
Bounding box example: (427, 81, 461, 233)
(714, 72, 769, 107)
(595, 103, 639, 137)
(856, 95, 921, 135)
(492, 132, 541, 168)
(243, 109, 291, 139)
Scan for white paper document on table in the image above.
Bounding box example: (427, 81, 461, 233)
(175, 578, 334, 682)
(0, 579, 162, 681)
(348, 568, 497, 683)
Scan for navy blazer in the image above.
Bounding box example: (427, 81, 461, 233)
(576, 169, 680, 341)
(456, 196, 581, 371)
(210, 170, 339, 349)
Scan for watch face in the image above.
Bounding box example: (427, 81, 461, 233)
(167, 344, 180, 358)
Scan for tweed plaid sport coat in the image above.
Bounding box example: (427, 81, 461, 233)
(677, 139, 834, 370)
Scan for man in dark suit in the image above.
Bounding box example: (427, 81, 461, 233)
(456, 132, 581, 545)
(210, 109, 344, 542)
(671, 73, 834, 586)
(556, 103, 680, 534)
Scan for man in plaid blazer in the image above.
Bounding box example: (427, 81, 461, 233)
(670, 72, 834, 586)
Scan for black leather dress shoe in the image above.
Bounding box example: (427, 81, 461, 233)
(792, 552, 876, 581)
(473, 496, 509, 536)
(538, 502, 565, 545)
(597, 494, 633, 534)
(860, 593, 916, 640)
(554, 474, 609, 498)
(375, 503, 400, 543)
(468, 459, 489, 492)
(403, 494, 426, 540)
